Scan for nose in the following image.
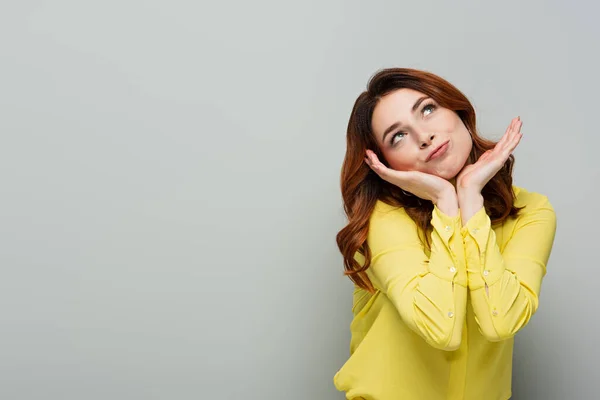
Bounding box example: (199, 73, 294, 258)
(419, 132, 436, 149)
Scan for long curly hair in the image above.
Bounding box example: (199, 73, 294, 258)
(336, 68, 522, 293)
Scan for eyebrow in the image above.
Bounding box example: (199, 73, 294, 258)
(381, 96, 430, 143)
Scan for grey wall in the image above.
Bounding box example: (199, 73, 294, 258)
(1, 1, 597, 399)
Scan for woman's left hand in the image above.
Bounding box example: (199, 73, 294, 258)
(456, 116, 523, 193)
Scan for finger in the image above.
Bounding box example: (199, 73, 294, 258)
(498, 117, 520, 152)
(513, 117, 523, 136)
(508, 120, 523, 146)
(366, 149, 379, 164)
(508, 128, 523, 152)
(479, 151, 493, 163)
(500, 127, 523, 158)
(505, 117, 520, 141)
(365, 150, 377, 168)
(494, 118, 516, 151)
(365, 151, 389, 176)
(365, 155, 379, 172)
(367, 151, 385, 170)
(365, 151, 378, 171)
(365, 157, 385, 178)
(500, 120, 519, 152)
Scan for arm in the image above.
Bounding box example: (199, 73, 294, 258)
(363, 197, 467, 351)
(458, 189, 557, 341)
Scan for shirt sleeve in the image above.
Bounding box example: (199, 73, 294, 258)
(364, 205, 468, 351)
(460, 196, 557, 341)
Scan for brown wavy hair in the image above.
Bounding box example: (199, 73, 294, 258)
(336, 68, 523, 293)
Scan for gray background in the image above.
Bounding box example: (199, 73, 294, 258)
(0, 1, 597, 399)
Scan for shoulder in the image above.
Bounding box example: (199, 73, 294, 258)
(512, 185, 554, 211)
(511, 185, 557, 230)
(367, 201, 421, 251)
(371, 200, 413, 225)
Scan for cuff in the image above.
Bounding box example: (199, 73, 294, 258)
(430, 205, 467, 287)
(460, 205, 489, 246)
(432, 205, 461, 243)
(461, 206, 504, 288)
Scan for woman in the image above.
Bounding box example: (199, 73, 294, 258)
(333, 68, 557, 400)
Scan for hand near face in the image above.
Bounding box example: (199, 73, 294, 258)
(365, 149, 455, 204)
(456, 117, 523, 192)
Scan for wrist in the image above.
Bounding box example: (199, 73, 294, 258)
(434, 187, 459, 217)
(457, 186, 483, 200)
(457, 189, 484, 225)
(433, 186, 457, 204)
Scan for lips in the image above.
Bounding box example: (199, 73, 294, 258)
(427, 141, 450, 162)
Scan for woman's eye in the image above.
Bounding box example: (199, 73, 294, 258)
(423, 104, 436, 116)
(391, 132, 405, 145)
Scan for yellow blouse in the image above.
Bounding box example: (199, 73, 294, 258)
(334, 186, 557, 400)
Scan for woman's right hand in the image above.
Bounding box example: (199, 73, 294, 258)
(365, 149, 456, 206)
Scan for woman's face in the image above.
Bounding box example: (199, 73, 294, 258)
(370, 88, 473, 180)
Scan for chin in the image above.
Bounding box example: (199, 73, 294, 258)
(438, 172, 457, 181)
(428, 165, 462, 180)
(445, 168, 463, 180)
(442, 156, 469, 180)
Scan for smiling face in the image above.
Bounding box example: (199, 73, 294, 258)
(371, 88, 473, 180)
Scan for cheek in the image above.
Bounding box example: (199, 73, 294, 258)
(457, 129, 473, 155)
(446, 116, 472, 154)
(439, 112, 462, 133)
(384, 150, 417, 171)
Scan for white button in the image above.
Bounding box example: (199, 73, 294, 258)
(483, 270, 489, 276)
(448, 311, 454, 318)
(492, 310, 498, 316)
(472, 228, 479, 234)
(450, 266, 456, 273)
(445, 225, 452, 232)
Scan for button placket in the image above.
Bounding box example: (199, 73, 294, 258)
(444, 225, 453, 244)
